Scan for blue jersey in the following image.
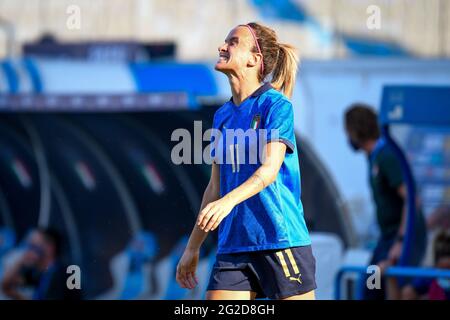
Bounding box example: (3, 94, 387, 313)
(210, 82, 311, 254)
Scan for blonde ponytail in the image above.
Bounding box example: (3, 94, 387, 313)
(245, 22, 299, 99)
(270, 43, 299, 99)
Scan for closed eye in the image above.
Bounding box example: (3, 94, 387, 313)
(226, 37, 239, 46)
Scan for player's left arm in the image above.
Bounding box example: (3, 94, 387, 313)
(397, 184, 408, 237)
(197, 141, 286, 232)
(381, 150, 408, 262)
(388, 184, 408, 262)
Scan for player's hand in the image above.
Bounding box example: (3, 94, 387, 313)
(176, 248, 199, 290)
(377, 259, 392, 275)
(197, 196, 235, 232)
(388, 241, 403, 264)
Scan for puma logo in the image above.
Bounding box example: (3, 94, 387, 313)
(289, 274, 302, 284)
(276, 249, 303, 285)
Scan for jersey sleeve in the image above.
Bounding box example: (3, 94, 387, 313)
(379, 151, 404, 189)
(264, 99, 296, 154)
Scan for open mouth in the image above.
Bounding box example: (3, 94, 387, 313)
(217, 53, 229, 63)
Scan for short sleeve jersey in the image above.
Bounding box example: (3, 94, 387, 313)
(210, 82, 311, 254)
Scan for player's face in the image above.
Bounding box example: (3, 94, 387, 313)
(215, 26, 256, 75)
(345, 128, 361, 151)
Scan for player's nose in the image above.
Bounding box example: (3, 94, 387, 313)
(218, 43, 227, 53)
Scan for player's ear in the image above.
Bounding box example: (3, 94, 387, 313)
(247, 52, 261, 68)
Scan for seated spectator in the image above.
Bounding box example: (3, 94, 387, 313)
(382, 229, 450, 300)
(427, 205, 450, 231)
(402, 229, 450, 300)
(1, 227, 81, 300)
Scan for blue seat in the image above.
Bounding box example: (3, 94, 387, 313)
(119, 231, 157, 300)
(0, 227, 16, 278)
(0, 227, 15, 258)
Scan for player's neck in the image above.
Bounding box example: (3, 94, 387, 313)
(228, 76, 262, 107)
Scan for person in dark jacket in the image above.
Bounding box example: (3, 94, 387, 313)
(344, 103, 427, 300)
(1, 227, 81, 300)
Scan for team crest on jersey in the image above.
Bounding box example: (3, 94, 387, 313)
(250, 113, 261, 129)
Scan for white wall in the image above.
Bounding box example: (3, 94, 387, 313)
(291, 58, 450, 239)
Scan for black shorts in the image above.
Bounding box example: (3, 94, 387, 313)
(206, 245, 317, 299)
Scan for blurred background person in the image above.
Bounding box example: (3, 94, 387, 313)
(344, 103, 427, 300)
(390, 229, 450, 300)
(1, 228, 81, 300)
(427, 205, 450, 231)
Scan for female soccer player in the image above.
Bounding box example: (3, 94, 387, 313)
(176, 22, 316, 300)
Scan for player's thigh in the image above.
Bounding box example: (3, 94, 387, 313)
(280, 290, 316, 300)
(206, 290, 257, 300)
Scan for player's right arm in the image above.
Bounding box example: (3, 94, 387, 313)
(176, 161, 220, 289)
